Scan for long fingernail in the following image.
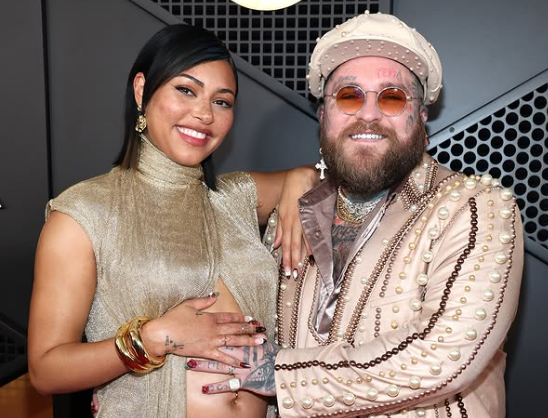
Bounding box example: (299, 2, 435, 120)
(292, 269, 298, 279)
(202, 385, 211, 394)
(208, 291, 220, 298)
(255, 326, 266, 333)
(240, 362, 251, 368)
(255, 337, 266, 344)
(244, 316, 254, 322)
(284, 268, 291, 277)
(186, 360, 197, 369)
(250, 320, 261, 326)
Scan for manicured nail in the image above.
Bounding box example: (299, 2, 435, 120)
(244, 315, 254, 322)
(284, 268, 291, 277)
(240, 362, 251, 368)
(186, 360, 197, 369)
(292, 269, 298, 279)
(208, 291, 220, 298)
(255, 326, 266, 333)
(250, 320, 261, 326)
(255, 337, 266, 344)
(202, 385, 211, 394)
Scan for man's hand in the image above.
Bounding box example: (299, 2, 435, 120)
(186, 341, 280, 397)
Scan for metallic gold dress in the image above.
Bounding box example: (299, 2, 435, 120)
(47, 136, 278, 417)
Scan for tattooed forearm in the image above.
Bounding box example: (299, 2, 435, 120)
(242, 342, 278, 395)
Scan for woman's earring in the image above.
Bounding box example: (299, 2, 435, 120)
(315, 148, 328, 180)
(135, 104, 147, 133)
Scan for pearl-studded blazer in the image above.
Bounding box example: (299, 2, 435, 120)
(273, 154, 523, 418)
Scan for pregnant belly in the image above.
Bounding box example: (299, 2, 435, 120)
(186, 279, 269, 418)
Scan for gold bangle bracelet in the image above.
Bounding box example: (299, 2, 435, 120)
(115, 322, 150, 373)
(127, 316, 166, 368)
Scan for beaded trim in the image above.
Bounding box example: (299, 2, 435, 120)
(400, 161, 439, 211)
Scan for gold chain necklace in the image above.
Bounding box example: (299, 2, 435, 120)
(336, 187, 382, 224)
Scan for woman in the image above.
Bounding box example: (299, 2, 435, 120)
(28, 24, 312, 418)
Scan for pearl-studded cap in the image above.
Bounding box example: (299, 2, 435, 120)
(307, 11, 442, 104)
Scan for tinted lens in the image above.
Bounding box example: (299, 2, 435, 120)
(377, 88, 407, 116)
(335, 86, 365, 114)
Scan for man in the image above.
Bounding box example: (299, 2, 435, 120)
(189, 11, 523, 418)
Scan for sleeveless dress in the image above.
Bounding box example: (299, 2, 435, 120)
(47, 136, 278, 417)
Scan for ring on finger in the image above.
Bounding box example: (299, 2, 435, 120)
(223, 335, 228, 347)
(228, 377, 241, 392)
(227, 365, 236, 375)
(240, 324, 247, 335)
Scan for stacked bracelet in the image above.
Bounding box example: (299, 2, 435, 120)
(115, 316, 166, 373)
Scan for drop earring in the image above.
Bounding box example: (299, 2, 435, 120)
(135, 104, 147, 133)
(315, 148, 328, 180)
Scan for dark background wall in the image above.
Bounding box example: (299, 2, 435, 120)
(1, 0, 547, 416)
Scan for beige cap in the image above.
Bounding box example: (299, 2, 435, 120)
(307, 11, 442, 104)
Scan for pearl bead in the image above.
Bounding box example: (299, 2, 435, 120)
(498, 207, 512, 219)
(285, 301, 293, 307)
(323, 395, 335, 407)
(282, 343, 289, 348)
(343, 392, 356, 405)
(387, 384, 400, 397)
(301, 397, 314, 409)
(427, 226, 439, 239)
(361, 277, 369, 285)
(268, 217, 277, 226)
(437, 207, 449, 220)
(382, 238, 389, 245)
(430, 363, 442, 375)
(422, 251, 433, 263)
(464, 178, 477, 189)
(282, 397, 294, 409)
(465, 328, 478, 340)
(416, 408, 427, 417)
(409, 376, 421, 389)
(399, 272, 407, 279)
(499, 232, 512, 244)
(312, 379, 318, 385)
(265, 234, 274, 243)
(280, 283, 287, 290)
(489, 271, 502, 282)
(297, 261, 304, 268)
(495, 252, 508, 264)
(366, 388, 378, 400)
(482, 289, 495, 302)
(492, 179, 501, 187)
(475, 308, 487, 320)
(355, 256, 363, 263)
(500, 188, 513, 201)
(448, 348, 461, 361)
(392, 306, 400, 313)
(480, 174, 493, 185)
(395, 286, 403, 294)
(391, 320, 398, 329)
(449, 189, 461, 201)
(410, 299, 422, 311)
(416, 273, 428, 286)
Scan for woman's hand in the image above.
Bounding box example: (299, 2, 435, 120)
(186, 341, 279, 397)
(140, 294, 267, 368)
(273, 166, 316, 278)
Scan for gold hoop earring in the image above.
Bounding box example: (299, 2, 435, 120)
(135, 105, 147, 133)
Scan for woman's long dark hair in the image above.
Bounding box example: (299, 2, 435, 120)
(114, 24, 238, 190)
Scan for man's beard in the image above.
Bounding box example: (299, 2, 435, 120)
(320, 121, 427, 198)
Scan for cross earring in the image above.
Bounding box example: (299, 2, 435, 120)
(315, 148, 328, 180)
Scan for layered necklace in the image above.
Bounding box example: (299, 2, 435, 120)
(336, 187, 383, 224)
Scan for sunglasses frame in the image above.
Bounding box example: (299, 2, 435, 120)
(326, 85, 420, 117)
